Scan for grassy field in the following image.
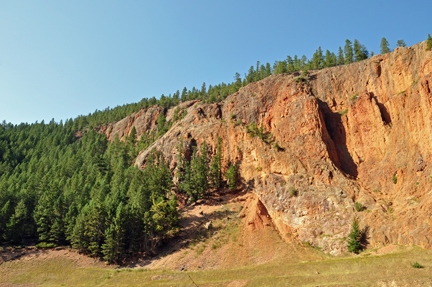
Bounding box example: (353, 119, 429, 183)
(1, 245, 432, 286)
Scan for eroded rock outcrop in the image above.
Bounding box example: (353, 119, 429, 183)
(106, 41, 432, 254)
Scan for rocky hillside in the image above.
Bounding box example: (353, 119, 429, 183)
(99, 40, 432, 255)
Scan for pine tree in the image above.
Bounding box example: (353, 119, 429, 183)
(246, 66, 255, 83)
(331, 52, 337, 67)
(201, 82, 206, 95)
(337, 47, 344, 65)
(324, 50, 332, 68)
(259, 64, 266, 80)
(265, 62, 272, 76)
(286, 56, 295, 72)
(225, 164, 237, 190)
(312, 47, 323, 69)
(189, 142, 209, 201)
(156, 111, 168, 137)
(426, 34, 432, 51)
(102, 202, 127, 264)
(344, 39, 354, 64)
(380, 37, 391, 54)
(181, 87, 187, 101)
(354, 39, 368, 62)
(347, 217, 362, 253)
(396, 39, 406, 47)
(209, 137, 222, 189)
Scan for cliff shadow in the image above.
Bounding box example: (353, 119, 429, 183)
(317, 99, 358, 178)
(371, 93, 392, 125)
(361, 225, 370, 250)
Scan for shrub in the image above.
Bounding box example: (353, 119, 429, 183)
(347, 217, 362, 254)
(392, 174, 397, 184)
(350, 93, 359, 102)
(36, 242, 57, 248)
(411, 261, 424, 268)
(273, 142, 283, 151)
(355, 202, 365, 212)
(289, 187, 298, 197)
(340, 109, 348, 116)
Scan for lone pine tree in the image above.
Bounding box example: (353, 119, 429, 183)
(347, 217, 362, 254)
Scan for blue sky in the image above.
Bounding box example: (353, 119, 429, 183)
(1, 0, 431, 124)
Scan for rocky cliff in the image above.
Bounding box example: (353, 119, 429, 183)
(101, 40, 432, 255)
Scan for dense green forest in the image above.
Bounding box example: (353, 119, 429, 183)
(0, 119, 223, 263)
(0, 37, 403, 262)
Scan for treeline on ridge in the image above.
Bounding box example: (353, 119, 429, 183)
(71, 37, 399, 132)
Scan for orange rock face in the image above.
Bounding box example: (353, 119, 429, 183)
(110, 41, 432, 254)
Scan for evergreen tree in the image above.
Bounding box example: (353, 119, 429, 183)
(255, 61, 260, 81)
(102, 202, 127, 264)
(380, 37, 391, 54)
(312, 47, 323, 69)
(286, 56, 295, 72)
(181, 87, 187, 101)
(331, 52, 337, 67)
(246, 66, 255, 83)
(259, 64, 266, 80)
(225, 164, 237, 190)
(337, 47, 344, 65)
(209, 137, 222, 189)
(190, 142, 209, 201)
(324, 50, 333, 68)
(200, 82, 206, 95)
(234, 72, 242, 88)
(354, 39, 368, 62)
(427, 34, 432, 51)
(347, 217, 362, 254)
(344, 39, 354, 64)
(265, 62, 272, 76)
(156, 111, 168, 137)
(396, 39, 406, 47)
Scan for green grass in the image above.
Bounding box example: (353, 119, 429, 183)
(2, 246, 432, 286)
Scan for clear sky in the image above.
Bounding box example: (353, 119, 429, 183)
(1, 0, 431, 124)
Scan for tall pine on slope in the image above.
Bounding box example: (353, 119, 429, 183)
(344, 39, 354, 64)
(380, 37, 391, 54)
(347, 217, 362, 253)
(209, 137, 223, 189)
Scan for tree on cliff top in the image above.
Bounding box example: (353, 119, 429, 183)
(380, 37, 391, 54)
(427, 34, 432, 51)
(397, 39, 406, 47)
(354, 39, 369, 62)
(344, 40, 354, 64)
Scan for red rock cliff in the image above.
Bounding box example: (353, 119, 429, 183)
(109, 41, 432, 254)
